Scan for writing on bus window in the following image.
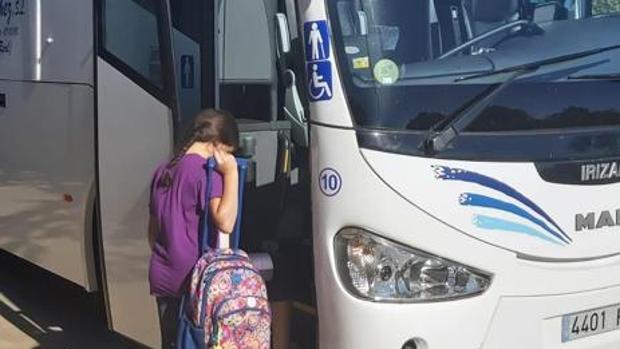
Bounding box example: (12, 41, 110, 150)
(0, 0, 26, 55)
(0, 39, 9, 53)
(0, 0, 26, 26)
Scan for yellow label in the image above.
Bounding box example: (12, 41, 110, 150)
(352, 56, 370, 69)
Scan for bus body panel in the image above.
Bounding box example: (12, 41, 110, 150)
(488, 286, 620, 349)
(310, 124, 499, 348)
(96, 58, 171, 348)
(36, 0, 94, 85)
(0, 80, 95, 288)
(0, 0, 95, 290)
(310, 124, 620, 348)
(362, 150, 620, 260)
(0, 0, 93, 85)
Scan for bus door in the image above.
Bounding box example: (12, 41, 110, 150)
(0, 0, 96, 290)
(216, 0, 293, 257)
(169, 0, 294, 254)
(96, 0, 179, 346)
(171, 1, 316, 345)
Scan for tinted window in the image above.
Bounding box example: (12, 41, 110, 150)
(102, 0, 164, 88)
(329, 0, 620, 132)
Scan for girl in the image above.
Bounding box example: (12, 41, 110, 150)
(147, 109, 239, 348)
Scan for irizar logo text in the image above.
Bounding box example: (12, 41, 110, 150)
(575, 209, 620, 231)
(581, 162, 620, 182)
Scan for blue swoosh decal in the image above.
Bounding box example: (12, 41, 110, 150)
(434, 166, 572, 243)
(473, 215, 563, 245)
(460, 193, 568, 244)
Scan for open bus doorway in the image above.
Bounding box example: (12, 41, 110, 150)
(169, 1, 316, 347)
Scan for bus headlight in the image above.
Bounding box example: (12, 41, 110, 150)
(335, 228, 491, 302)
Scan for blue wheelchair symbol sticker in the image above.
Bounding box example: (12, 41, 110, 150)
(307, 61, 333, 102)
(304, 20, 330, 62)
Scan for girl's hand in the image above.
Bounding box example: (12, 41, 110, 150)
(213, 149, 238, 176)
(210, 147, 239, 234)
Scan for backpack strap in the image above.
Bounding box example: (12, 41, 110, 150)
(232, 158, 248, 250)
(200, 159, 215, 254)
(201, 157, 248, 253)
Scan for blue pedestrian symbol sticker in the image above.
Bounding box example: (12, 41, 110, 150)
(181, 55, 194, 89)
(304, 21, 330, 62)
(319, 168, 342, 197)
(305, 20, 333, 102)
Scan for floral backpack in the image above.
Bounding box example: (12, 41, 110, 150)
(177, 158, 271, 349)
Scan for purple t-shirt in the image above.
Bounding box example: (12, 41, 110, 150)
(148, 154, 223, 297)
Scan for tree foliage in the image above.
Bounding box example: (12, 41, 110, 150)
(593, 0, 620, 15)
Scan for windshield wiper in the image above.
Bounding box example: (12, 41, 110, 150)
(424, 68, 533, 154)
(456, 44, 620, 82)
(567, 73, 620, 80)
(424, 44, 620, 154)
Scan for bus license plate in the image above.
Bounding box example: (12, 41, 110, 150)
(561, 303, 620, 342)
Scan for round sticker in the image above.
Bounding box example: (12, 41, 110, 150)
(319, 168, 342, 197)
(373, 59, 399, 85)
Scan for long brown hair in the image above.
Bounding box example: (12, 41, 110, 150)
(158, 109, 239, 188)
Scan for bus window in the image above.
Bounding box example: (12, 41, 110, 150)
(218, 0, 277, 123)
(101, 0, 164, 89)
(220, 84, 273, 122)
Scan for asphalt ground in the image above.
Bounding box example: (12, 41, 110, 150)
(0, 250, 142, 349)
(0, 249, 317, 349)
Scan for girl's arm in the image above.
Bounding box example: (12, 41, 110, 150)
(209, 150, 238, 234)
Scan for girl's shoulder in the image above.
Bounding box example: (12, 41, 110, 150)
(151, 162, 167, 183)
(151, 154, 204, 183)
(176, 154, 208, 178)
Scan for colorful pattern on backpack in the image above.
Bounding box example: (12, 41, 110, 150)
(177, 158, 269, 349)
(181, 248, 271, 349)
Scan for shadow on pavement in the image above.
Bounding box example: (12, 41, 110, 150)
(0, 250, 146, 349)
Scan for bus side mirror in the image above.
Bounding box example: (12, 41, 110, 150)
(275, 13, 291, 55)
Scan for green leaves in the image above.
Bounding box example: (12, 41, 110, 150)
(593, 0, 620, 15)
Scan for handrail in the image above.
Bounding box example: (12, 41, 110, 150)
(439, 19, 530, 60)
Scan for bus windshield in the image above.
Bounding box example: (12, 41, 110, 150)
(329, 0, 620, 140)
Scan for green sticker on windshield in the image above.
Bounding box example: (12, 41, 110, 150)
(373, 59, 399, 85)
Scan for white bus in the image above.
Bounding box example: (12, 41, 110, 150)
(2, 0, 620, 348)
(308, 0, 620, 348)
